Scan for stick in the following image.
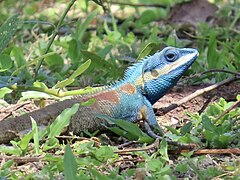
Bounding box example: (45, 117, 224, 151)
(144, 122, 196, 149)
(158, 77, 240, 114)
(177, 148, 240, 155)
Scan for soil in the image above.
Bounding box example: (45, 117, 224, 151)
(154, 82, 240, 127)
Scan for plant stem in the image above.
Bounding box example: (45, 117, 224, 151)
(8, 85, 99, 98)
(34, 0, 77, 79)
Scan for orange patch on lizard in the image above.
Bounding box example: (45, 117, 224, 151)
(93, 90, 120, 104)
(120, 83, 136, 94)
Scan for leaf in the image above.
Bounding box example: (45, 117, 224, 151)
(202, 115, 216, 132)
(0, 87, 12, 98)
(17, 128, 36, 152)
(80, 98, 96, 107)
(32, 118, 40, 155)
(34, 81, 49, 90)
(44, 53, 64, 72)
(20, 91, 53, 101)
(75, 10, 98, 41)
(64, 144, 77, 180)
(48, 103, 80, 138)
(97, 114, 153, 143)
(0, 144, 22, 155)
(43, 138, 60, 151)
(103, 126, 130, 138)
(159, 139, 169, 161)
(147, 159, 163, 172)
(68, 39, 82, 64)
(81, 50, 113, 69)
(11, 46, 31, 79)
(0, 54, 12, 72)
(180, 122, 193, 135)
(94, 146, 115, 162)
(139, 10, 157, 24)
(175, 163, 189, 174)
(54, 59, 91, 89)
(207, 32, 219, 69)
(0, 14, 20, 53)
(137, 42, 157, 60)
(97, 45, 113, 59)
(90, 168, 111, 180)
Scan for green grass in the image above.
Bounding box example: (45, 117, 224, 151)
(0, 0, 239, 179)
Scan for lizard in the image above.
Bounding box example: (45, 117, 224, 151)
(0, 47, 199, 144)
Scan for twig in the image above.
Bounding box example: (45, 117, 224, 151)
(34, 0, 77, 79)
(117, 141, 137, 149)
(114, 139, 159, 154)
(157, 77, 240, 114)
(106, 1, 166, 8)
(0, 155, 43, 164)
(177, 148, 240, 155)
(214, 99, 240, 123)
(144, 122, 197, 149)
(201, 69, 240, 76)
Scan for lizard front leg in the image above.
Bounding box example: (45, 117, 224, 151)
(139, 97, 164, 136)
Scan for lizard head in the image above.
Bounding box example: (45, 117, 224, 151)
(135, 47, 199, 104)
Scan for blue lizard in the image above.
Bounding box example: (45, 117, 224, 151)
(0, 47, 198, 143)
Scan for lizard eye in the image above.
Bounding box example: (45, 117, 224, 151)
(164, 50, 178, 62)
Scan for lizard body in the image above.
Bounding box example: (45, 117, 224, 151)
(0, 47, 199, 143)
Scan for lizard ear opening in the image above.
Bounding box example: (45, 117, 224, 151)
(151, 69, 159, 77)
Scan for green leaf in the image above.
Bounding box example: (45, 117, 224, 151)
(81, 50, 113, 69)
(64, 144, 77, 180)
(0, 160, 14, 169)
(165, 126, 179, 135)
(114, 119, 145, 137)
(137, 42, 157, 60)
(80, 98, 96, 107)
(32, 118, 40, 155)
(97, 45, 113, 59)
(0, 144, 22, 155)
(69, 59, 91, 80)
(17, 128, 35, 152)
(104, 126, 132, 139)
(202, 115, 216, 132)
(20, 91, 52, 101)
(97, 114, 153, 143)
(48, 103, 80, 138)
(159, 139, 169, 161)
(34, 81, 49, 90)
(94, 146, 115, 162)
(11, 46, 31, 79)
(44, 53, 64, 72)
(207, 32, 219, 69)
(43, 138, 60, 151)
(0, 14, 20, 53)
(68, 39, 82, 64)
(180, 122, 193, 134)
(0, 54, 12, 72)
(237, 95, 240, 101)
(139, 10, 157, 24)
(54, 59, 91, 89)
(175, 163, 188, 174)
(90, 168, 111, 180)
(0, 87, 12, 98)
(147, 159, 163, 172)
(75, 10, 98, 41)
